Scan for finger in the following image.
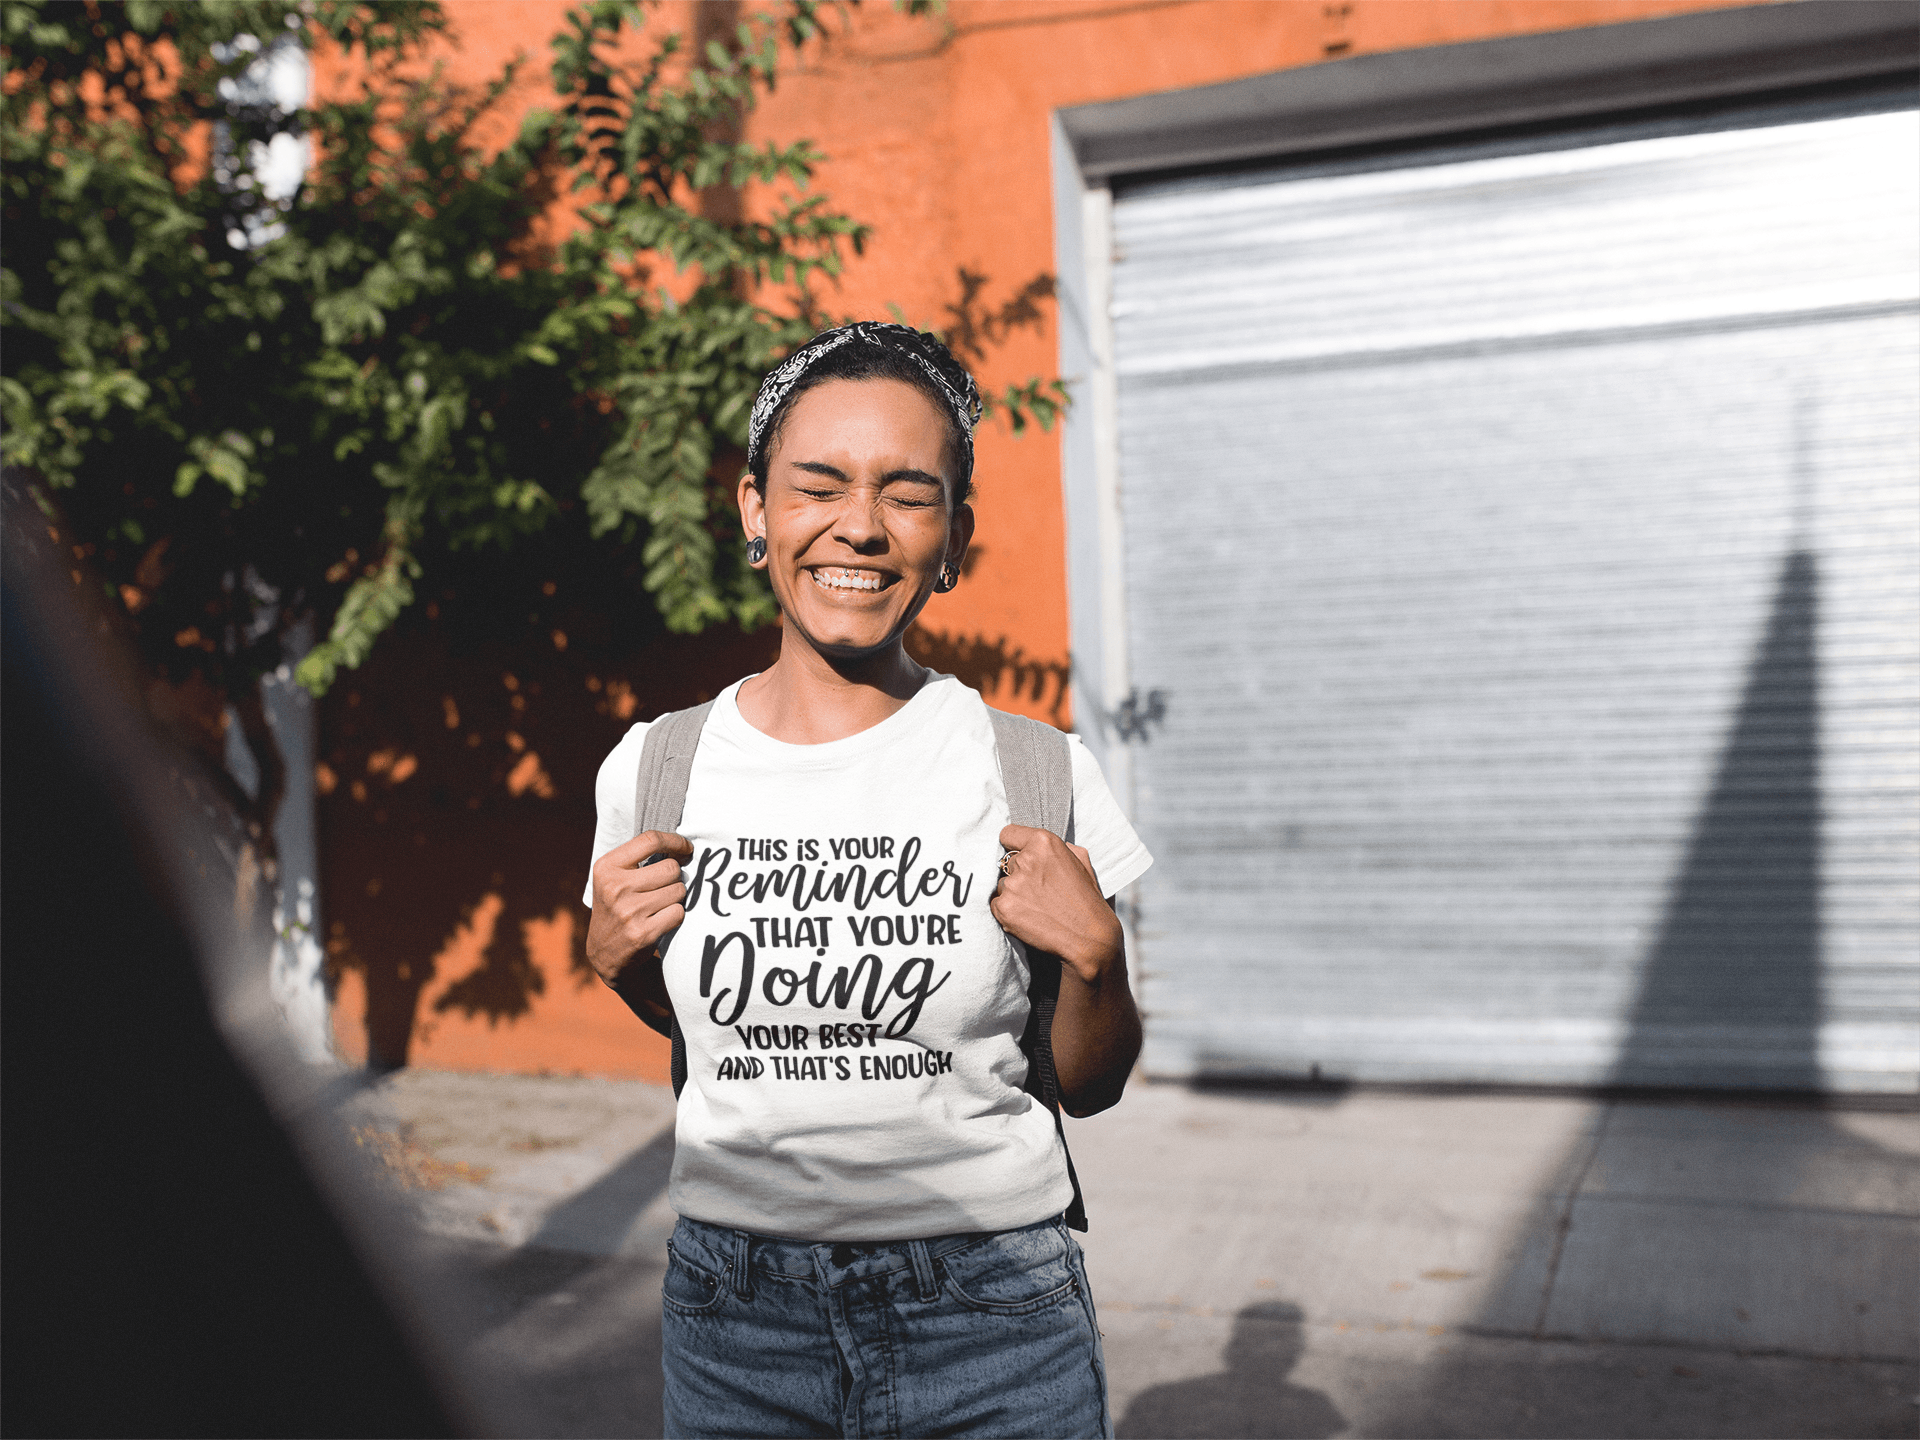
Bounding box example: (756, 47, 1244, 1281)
(630, 881, 687, 917)
(595, 860, 675, 911)
(1068, 843, 1099, 882)
(999, 823, 1041, 851)
(636, 830, 695, 864)
(597, 830, 693, 871)
(627, 858, 684, 894)
(595, 835, 655, 874)
(636, 902, 686, 946)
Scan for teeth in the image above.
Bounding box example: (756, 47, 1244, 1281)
(811, 569, 883, 592)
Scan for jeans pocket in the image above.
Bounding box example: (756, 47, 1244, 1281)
(940, 1223, 1081, 1316)
(662, 1240, 729, 1316)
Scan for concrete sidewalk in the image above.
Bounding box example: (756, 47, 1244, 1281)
(338, 1073, 1919, 1438)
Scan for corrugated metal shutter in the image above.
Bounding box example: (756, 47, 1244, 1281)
(1112, 103, 1920, 1091)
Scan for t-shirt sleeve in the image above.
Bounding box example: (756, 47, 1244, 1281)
(1066, 734, 1152, 898)
(581, 720, 652, 908)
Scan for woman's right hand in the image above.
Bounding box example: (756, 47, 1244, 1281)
(586, 830, 695, 991)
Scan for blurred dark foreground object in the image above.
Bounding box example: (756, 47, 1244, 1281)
(1, 471, 515, 1438)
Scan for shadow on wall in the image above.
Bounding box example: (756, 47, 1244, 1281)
(1612, 546, 1823, 1089)
(1117, 1301, 1346, 1440)
(321, 569, 780, 1073)
(937, 266, 1057, 372)
(908, 624, 1071, 725)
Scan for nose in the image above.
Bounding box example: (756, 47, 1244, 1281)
(833, 489, 887, 554)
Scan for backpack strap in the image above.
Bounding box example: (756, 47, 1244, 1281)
(987, 707, 1090, 1233)
(988, 706, 1075, 845)
(634, 702, 715, 842)
(631, 702, 716, 1096)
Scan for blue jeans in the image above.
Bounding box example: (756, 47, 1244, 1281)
(660, 1214, 1112, 1439)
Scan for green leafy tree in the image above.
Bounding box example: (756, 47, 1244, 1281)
(3, 0, 1064, 839)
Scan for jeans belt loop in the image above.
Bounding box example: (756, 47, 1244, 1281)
(907, 1238, 939, 1302)
(730, 1230, 754, 1301)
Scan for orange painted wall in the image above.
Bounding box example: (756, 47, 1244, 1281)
(323, 0, 1751, 1079)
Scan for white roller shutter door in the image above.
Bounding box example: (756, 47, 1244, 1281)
(1112, 104, 1920, 1091)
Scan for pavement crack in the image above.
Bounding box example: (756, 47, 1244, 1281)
(1531, 1102, 1612, 1339)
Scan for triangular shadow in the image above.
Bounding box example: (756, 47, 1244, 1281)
(1612, 547, 1821, 1089)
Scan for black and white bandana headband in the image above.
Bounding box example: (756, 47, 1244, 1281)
(746, 322, 982, 473)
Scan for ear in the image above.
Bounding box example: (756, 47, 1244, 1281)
(737, 473, 768, 566)
(945, 501, 976, 573)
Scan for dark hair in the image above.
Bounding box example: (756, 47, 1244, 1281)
(746, 338, 978, 504)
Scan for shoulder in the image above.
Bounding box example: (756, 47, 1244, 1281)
(1063, 731, 1116, 802)
(604, 717, 654, 768)
(591, 690, 736, 816)
(1061, 731, 1152, 895)
(1064, 729, 1094, 774)
(972, 693, 1068, 753)
(592, 719, 653, 814)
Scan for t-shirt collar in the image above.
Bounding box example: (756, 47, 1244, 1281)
(708, 672, 962, 769)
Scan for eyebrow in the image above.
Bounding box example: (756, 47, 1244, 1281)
(790, 460, 944, 488)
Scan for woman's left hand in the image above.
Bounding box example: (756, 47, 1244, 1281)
(989, 824, 1124, 984)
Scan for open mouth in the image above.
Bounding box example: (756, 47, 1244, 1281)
(808, 566, 892, 594)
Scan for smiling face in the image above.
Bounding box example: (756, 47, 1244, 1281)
(739, 377, 973, 661)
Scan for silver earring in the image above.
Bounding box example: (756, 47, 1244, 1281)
(934, 560, 959, 593)
(746, 536, 767, 565)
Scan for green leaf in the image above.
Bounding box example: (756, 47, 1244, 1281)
(6, 0, 1062, 711)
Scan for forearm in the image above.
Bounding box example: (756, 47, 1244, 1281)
(587, 895, 675, 1035)
(1048, 933, 1143, 1117)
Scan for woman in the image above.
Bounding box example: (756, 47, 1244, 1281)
(583, 323, 1150, 1439)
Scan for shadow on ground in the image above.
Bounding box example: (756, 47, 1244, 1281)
(528, 1126, 677, 1253)
(427, 1236, 668, 1439)
(1118, 1301, 1345, 1439)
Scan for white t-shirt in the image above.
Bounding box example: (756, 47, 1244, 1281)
(582, 674, 1151, 1240)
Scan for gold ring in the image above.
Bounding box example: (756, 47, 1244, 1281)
(998, 851, 1016, 877)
